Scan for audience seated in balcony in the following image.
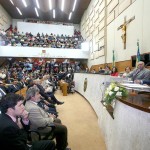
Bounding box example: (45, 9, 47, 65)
(0, 27, 83, 49)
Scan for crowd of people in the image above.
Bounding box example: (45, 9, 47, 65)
(0, 58, 149, 150)
(0, 58, 79, 150)
(0, 27, 83, 49)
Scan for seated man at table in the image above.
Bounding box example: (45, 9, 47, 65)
(127, 61, 150, 81)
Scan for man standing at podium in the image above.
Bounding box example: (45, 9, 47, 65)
(127, 61, 150, 81)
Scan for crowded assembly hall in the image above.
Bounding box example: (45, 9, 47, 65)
(0, 0, 150, 150)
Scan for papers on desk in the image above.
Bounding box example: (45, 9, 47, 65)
(121, 83, 150, 92)
(121, 83, 150, 88)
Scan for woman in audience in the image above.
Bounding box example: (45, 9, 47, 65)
(104, 66, 111, 75)
(111, 66, 119, 76)
(122, 66, 131, 78)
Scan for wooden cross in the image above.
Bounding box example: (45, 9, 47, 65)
(117, 16, 135, 49)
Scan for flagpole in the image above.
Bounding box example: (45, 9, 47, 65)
(136, 39, 141, 67)
(112, 50, 115, 67)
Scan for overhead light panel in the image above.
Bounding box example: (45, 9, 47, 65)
(16, 7, 22, 15)
(72, 0, 77, 12)
(10, 0, 14, 5)
(53, 9, 55, 18)
(61, 0, 65, 11)
(69, 12, 72, 20)
(35, 7, 39, 17)
(49, 0, 52, 10)
(36, 0, 40, 9)
(22, 0, 27, 7)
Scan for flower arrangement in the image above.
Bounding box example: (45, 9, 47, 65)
(104, 82, 128, 105)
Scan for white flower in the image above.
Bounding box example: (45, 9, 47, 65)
(116, 92, 122, 96)
(109, 91, 114, 96)
(114, 86, 119, 91)
(109, 85, 112, 91)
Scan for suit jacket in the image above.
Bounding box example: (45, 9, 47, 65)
(8, 84, 20, 93)
(25, 100, 53, 133)
(0, 114, 29, 150)
(127, 68, 150, 81)
(0, 85, 8, 93)
(143, 80, 150, 85)
(36, 84, 49, 100)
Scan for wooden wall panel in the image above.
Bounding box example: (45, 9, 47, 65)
(93, 12, 99, 23)
(107, 0, 112, 6)
(94, 0, 99, 8)
(132, 0, 136, 3)
(99, 38, 105, 47)
(107, 0, 119, 15)
(98, 10, 105, 22)
(93, 27, 99, 37)
(90, 60, 132, 72)
(107, 11, 115, 25)
(114, 5, 119, 18)
(98, 29, 105, 39)
(99, 20, 105, 31)
(99, 1, 105, 13)
(119, 0, 131, 14)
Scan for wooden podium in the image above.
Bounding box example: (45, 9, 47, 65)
(16, 87, 27, 97)
(59, 80, 68, 96)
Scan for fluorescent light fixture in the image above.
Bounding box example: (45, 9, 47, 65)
(22, 0, 27, 7)
(10, 0, 14, 5)
(53, 9, 55, 18)
(16, 7, 22, 15)
(69, 12, 72, 20)
(49, 0, 52, 10)
(35, 7, 39, 17)
(36, 0, 40, 9)
(61, 0, 65, 11)
(72, 0, 77, 12)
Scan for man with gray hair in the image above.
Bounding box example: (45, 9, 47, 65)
(127, 61, 150, 81)
(25, 86, 70, 150)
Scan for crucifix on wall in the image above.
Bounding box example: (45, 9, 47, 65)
(117, 16, 135, 49)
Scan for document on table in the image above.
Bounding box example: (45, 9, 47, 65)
(121, 83, 150, 89)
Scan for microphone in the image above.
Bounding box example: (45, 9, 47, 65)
(145, 62, 150, 67)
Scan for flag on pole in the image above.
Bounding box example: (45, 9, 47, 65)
(136, 40, 141, 66)
(112, 50, 115, 67)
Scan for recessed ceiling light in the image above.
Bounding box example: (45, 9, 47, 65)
(16, 7, 22, 15)
(72, 0, 77, 12)
(36, 0, 40, 9)
(69, 12, 72, 20)
(22, 0, 27, 7)
(61, 0, 65, 11)
(35, 7, 39, 17)
(49, 0, 52, 10)
(10, 0, 14, 5)
(53, 9, 55, 18)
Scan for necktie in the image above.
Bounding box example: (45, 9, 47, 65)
(133, 69, 141, 81)
(0, 88, 6, 96)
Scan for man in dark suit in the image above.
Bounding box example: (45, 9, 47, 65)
(0, 81, 8, 100)
(0, 93, 55, 150)
(8, 80, 20, 93)
(135, 79, 150, 85)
